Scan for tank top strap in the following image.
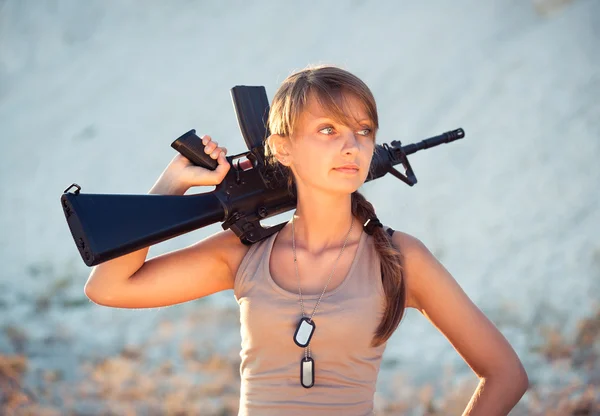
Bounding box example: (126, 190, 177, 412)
(384, 225, 395, 238)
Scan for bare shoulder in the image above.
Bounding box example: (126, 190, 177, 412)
(389, 230, 428, 255)
(201, 228, 252, 281)
(388, 229, 436, 310)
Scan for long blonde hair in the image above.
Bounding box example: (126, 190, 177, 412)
(265, 64, 406, 347)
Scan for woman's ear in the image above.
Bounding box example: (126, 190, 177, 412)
(267, 134, 292, 165)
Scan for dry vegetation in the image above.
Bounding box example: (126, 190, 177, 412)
(1, 305, 599, 415)
(532, 0, 578, 16)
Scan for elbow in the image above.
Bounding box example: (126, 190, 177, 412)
(510, 356, 530, 395)
(84, 281, 102, 305)
(486, 362, 529, 399)
(517, 366, 530, 396)
(84, 280, 114, 307)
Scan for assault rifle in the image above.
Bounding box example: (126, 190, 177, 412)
(60, 86, 465, 266)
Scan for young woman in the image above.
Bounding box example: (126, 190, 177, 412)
(84, 65, 528, 415)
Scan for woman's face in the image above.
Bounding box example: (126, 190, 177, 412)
(285, 92, 376, 196)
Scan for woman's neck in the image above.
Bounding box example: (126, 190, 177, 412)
(291, 193, 358, 255)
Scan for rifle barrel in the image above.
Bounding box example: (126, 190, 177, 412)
(400, 128, 465, 156)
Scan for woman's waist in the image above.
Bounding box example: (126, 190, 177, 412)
(240, 366, 378, 396)
(239, 378, 376, 416)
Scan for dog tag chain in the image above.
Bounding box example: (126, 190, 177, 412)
(291, 212, 354, 388)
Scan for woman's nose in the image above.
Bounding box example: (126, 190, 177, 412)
(341, 130, 360, 153)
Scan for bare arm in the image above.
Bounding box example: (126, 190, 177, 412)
(84, 223, 248, 308)
(84, 135, 247, 308)
(395, 232, 529, 415)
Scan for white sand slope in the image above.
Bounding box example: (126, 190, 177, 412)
(0, 0, 599, 411)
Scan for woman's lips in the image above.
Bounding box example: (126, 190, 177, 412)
(334, 167, 359, 174)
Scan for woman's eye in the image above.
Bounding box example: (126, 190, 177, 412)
(319, 126, 335, 135)
(319, 126, 373, 137)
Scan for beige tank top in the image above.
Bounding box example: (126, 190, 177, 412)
(234, 227, 388, 416)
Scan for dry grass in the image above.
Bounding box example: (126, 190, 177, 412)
(532, 0, 578, 16)
(1, 306, 599, 415)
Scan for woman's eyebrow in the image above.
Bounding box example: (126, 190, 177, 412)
(312, 117, 335, 123)
(312, 117, 373, 127)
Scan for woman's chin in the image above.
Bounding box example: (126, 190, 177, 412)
(330, 183, 364, 195)
(299, 176, 365, 195)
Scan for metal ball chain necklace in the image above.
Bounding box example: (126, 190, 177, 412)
(291, 211, 355, 388)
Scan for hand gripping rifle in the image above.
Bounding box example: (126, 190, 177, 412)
(61, 86, 465, 267)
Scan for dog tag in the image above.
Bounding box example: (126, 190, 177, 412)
(293, 317, 315, 348)
(300, 357, 315, 388)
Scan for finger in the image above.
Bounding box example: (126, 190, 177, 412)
(204, 141, 218, 154)
(215, 150, 226, 164)
(216, 152, 230, 169)
(201, 135, 212, 145)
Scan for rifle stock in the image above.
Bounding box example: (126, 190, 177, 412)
(61, 189, 224, 266)
(61, 85, 465, 266)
